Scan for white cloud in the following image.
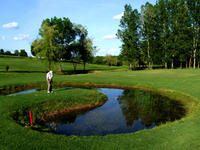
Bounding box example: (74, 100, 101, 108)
(13, 34, 30, 41)
(2, 22, 19, 29)
(113, 12, 124, 20)
(1, 36, 6, 40)
(103, 34, 117, 40)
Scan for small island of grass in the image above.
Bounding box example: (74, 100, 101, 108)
(10, 88, 107, 129)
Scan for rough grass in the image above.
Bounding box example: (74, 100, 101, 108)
(1, 57, 200, 149)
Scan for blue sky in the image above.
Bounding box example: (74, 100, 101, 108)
(0, 0, 156, 56)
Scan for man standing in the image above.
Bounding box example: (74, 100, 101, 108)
(46, 70, 53, 93)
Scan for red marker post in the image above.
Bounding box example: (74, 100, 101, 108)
(29, 111, 33, 127)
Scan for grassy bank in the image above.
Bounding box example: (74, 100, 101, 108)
(1, 69, 200, 149)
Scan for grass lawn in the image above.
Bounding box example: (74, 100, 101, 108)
(0, 56, 200, 149)
(0, 55, 127, 72)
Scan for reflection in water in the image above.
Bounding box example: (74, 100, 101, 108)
(118, 90, 185, 127)
(43, 88, 185, 136)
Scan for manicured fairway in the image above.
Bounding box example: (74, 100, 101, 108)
(1, 69, 200, 149)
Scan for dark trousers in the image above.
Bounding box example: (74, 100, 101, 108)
(47, 80, 53, 92)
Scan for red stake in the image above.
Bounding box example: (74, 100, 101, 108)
(29, 111, 33, 127)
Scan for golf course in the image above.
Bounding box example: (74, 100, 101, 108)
(0, 56, 200, 150)
(1, 0, 200, 149)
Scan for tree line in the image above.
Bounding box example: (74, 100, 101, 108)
(118, 0, 200, 70)
(93, 55, 123, 66)
(31, 17, 95, 71)
(0, 49, 28, 57)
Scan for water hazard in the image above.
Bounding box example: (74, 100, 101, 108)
(44, 88, 185, 136)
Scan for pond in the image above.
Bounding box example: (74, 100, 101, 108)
(42, 88, 185, 136)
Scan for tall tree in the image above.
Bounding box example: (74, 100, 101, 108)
(81, 38, 94, 70)
(68, 42, 81, 71)
(176, 0, 193, 68)
(14, 50, 19, 56)
(117, 1, 199, 69)
(4, 51, 12, 55)
(73, 24, 88, 70)
(19, 49, 28, 57)
(141, 3, 159, 68)
(40, 17, 75, 71)
(73, 24, 94, 70)
(186, 0, 200, 68)
(32, 23, 60, 70)
(117, 4, 140, 70)
(0, 49, 4, 55)
(156, 0, 171, 68)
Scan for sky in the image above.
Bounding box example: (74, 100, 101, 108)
(0, 0, 156, 56)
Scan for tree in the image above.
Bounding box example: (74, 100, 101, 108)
(0, 49, 4, 55)
(141, 2, 162, 68)
(104, 55, 113, 66)
(117, 4, 141, 70)
(186, 0, 200, 68)
(176, 0, 193, 68)
(73, 24, 94, 70)
(32, 17, 94, 71)
(73, 24, 88, 70)
(104, 55, 118, 66)
(40, 17, 75, 71)
(4, 51, 12, 55)
(81, 38, 94, 70)
(31, 39, 42, 57)
(117, 1, 200, 69)
(154, 0, 170, 68)
(68, 42, 81, 71)
(93, 56, 106, 65)
(19, 49, 28, 57)
(14, 50, 20, 56)
(33, 23, 61, 70)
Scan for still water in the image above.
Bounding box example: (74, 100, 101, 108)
(45, 88, 185, 136)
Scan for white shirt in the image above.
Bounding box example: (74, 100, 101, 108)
(46, 71, 53, 80)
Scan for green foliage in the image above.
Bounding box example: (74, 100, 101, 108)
(0, 49, 4, 55)
(118, 0, 200, 69)
(32, 17, 95, 71)
(14, 50, 19, 56)
(104, 55, 120, 66)
(32, 23, 61, 70)
(4, 50, 12, 55)
(42, 17, 75, 64)
(73, 24, 94, 70)
(141, 3, 161, 67)
(93, 56, 106, 65)
(19, 49, 28, 57)
(92, 56, 123, 66)
(117, 4, 140, 70)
